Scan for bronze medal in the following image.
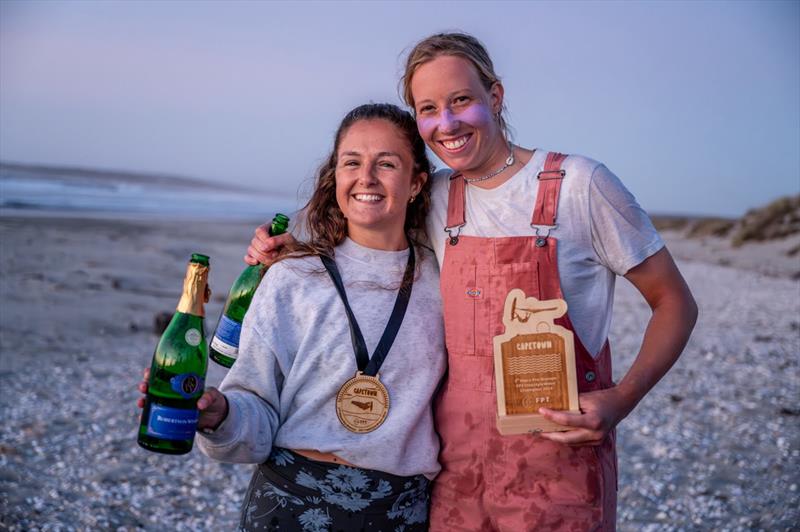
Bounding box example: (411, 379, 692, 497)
(336, 372, 390, 433)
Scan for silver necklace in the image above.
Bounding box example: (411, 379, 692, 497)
(463, 149, 515, 184)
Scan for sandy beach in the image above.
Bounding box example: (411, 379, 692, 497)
(0, 213, 798, 530)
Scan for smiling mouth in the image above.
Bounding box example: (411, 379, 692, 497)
(439, 134, 471, 152)
(352, 193, 384, 203)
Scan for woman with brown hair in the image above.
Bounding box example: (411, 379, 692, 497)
(141, 103, 446, 531)
(249, 33, 697, 530)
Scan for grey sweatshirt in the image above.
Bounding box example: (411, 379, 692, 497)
(197, 238, 446, 479)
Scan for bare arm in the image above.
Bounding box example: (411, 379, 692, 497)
(540, 247, 698, 445)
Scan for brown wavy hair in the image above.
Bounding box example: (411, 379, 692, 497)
(283, 103, 432, 260)
(400, 32, 510, 140)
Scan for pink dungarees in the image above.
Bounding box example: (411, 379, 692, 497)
(430, 152, 617, 531)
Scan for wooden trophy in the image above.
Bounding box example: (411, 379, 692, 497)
(493, 289, 580, 434)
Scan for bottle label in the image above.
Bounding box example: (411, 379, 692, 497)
(211, 315, 241, 357)
(170, 373, 205, 399)
(184, 328, 202, 347)
(146, 404, 199, 440)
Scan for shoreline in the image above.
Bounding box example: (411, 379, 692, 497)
(0, 207, 272, 224)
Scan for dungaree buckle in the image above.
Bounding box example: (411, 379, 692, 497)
(445, 225, 463, 246)
(532, 225, 556, 247)
(537, 169, 566, 180)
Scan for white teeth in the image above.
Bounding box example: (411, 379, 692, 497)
(442, 137, 468, 150)
(354, 194, 383, 202)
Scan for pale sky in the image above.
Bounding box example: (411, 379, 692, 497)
(1, 0, 798, 217)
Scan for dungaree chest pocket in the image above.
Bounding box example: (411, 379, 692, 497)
(440, 263, 488, 357)
(487, 261, 540, 346)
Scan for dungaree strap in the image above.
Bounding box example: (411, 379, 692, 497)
(445, 173, 466, 232)
(446, 153, 568, 232)
(531, 152, 568, 226)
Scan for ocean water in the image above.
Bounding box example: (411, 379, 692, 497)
(0, 168, 297, 221)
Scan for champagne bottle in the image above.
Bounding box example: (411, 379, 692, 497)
(138, 253, 210, 455)
(210, 213, 289, 368)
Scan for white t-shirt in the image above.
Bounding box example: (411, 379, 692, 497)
(197, 239, 447, 479)
(425, 150, 664, 357)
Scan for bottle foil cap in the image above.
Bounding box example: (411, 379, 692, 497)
(176, 262, 210, 316)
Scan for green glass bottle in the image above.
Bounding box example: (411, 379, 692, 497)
(138, 253, 210, 455)
(210, 213, 289, 368)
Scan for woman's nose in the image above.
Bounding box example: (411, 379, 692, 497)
(439, 108, 460, 133)
(357, 163, 379, 184)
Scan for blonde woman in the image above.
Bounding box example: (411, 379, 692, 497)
(248, 33, 697, 531)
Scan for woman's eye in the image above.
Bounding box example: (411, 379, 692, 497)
(454, 96, 470, 105)
(379, 161, 396, 169)
(418, 105, 435, 114)
(342, 160, 358, 167)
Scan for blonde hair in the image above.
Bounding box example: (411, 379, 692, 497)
(400, 32, 510, 139)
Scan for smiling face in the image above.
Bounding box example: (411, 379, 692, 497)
(335, 119, 426, 250)
(410, 54, 509, 180)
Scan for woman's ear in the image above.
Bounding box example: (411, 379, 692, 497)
(412, 172, 428, 197)
(490, 82, 504, 115)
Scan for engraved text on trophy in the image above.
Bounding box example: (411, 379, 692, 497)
(501, 332, 568, 414)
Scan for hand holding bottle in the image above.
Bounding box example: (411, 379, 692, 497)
(212, 215, 291, 368)
(137, 253, 211, 454)
(244, 223, 295, 265)
(138, 368, 229, 432)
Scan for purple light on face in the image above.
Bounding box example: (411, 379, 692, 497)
(416, 101, 494, 140)
(455, 102, 494, 130)
(416, 115, 438, 138)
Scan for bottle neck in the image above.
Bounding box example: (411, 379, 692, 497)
(176, 262, 209, 317)
(271, 213, 289, 236)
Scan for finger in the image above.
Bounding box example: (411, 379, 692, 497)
(254, 225, 271, 244)
(250, 235, 270, 254)
(250, 251, 271, 266)
(136, 397, 145, 409)
(271, 232, 293, 247)
(245, 249, 262, 265)
(138, 381, 148, 393)
(568, 440, 603, 447)
(142, 367, 150, 379)
(258, 231, 293, 253)
(246, 248, 261, 262)
(197, 390, 221, 411)
(539, 429, 601, 446)
(197, 392, 211, 410)
(262, 251, 278, 265)
(245, 240, 269, 263)
(539, 407, 586, 428)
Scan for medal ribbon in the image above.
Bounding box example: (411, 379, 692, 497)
(320, 243, 415, 376)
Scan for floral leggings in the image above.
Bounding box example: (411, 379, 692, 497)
(239, 448, 430, 532)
